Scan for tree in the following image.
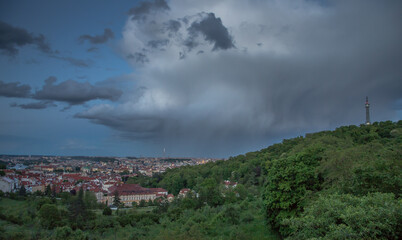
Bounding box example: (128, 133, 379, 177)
(18, 185, 26, 196)
(36, 197, 52, 210)
(263, 145, 323, 235)
(84, 191, 98, 209)
(113, 190, 121, 207)
(51, 185, 57, 198)
(54, 226, 73, 239)
(139, 199, 147, 207)
(68, 187, 91, 229)
(103, 206, 112, 216)
(285, 193, 401, 240)
(45, 185, 51, 196)
(198, 178, 223, 207)
(223, 205, 240, 224)
(39, 204, 62, 229)
(234, 184, 247, 200)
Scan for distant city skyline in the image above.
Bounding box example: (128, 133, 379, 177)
(0, 0, 401, 158)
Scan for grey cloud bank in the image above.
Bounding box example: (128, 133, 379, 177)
(0, 80, 31, 98)
(1, 76, 122, 110)
(128, 0, 170, 21)
(188, 13, 235, 51)
(1, 0, 400, 158)
(0, 20, 92, 68)
(0, 21, 52, 56)
(10, 101, 56, 110)
(79, 28, 114, 44)
(76, 0, 402, 156)
(34, 77, 122, 105)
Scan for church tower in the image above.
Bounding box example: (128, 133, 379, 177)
(365, 96, 371, 125)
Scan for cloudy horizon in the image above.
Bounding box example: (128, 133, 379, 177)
(1, 0, 401, 158)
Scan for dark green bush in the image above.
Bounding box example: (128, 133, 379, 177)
(285, 193, 402, 240)
(263, 145, 324, 235)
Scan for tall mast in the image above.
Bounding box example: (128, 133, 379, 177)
(365, 96, 371, 125)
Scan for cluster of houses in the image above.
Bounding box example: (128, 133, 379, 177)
(103, 184, 174, 206)
(0, 169, 172, 205)
(1, 155, 221, 177)
(0, 157, 238, 207)
(1, 169, 226, 206)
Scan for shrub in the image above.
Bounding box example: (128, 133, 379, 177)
(263, 145, 323, 235)
(38, 204, 62, 229)
(103, 206, 112, 216)
(285, 193, 402, 240)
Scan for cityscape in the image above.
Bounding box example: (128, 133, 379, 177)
(0, 0, 401, 239)
(0, 155, 222, 206)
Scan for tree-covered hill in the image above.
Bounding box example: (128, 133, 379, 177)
(128, 120, 401, 239)
(262, 121, 401, 238)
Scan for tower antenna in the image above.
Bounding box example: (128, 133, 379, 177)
(365, 96, 371, 125)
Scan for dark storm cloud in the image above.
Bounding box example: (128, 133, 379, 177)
(10, 101, 56, 109)
(165, 20, 181, 32)
(0, 81, 31, 98)
(78, 28, 114, 44)
(75, 111, 164, 139)
(183, 38, 199, 51)
(128, 0, 170, 21)
(0, 21, 91, 67)
(147, 39, 169, 49)
(188, 13, 234, 51)
(77, 0, 402, 157)
(0, 21, 52, 56)
(127, 52, 149, 63)
(33, 76, 122, 105)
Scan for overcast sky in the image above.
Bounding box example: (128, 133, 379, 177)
(0, 0, 401, 158)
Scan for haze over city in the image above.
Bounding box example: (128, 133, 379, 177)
(1, 0, 401, 158)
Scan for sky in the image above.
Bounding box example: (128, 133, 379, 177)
(0, 0, 401, 158)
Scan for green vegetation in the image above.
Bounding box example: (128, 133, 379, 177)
(262, 121, 402, 238)
(284, 193, 401, 239)
(0, 121, 400, 239)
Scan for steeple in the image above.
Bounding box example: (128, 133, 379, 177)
(365, 96, 371, 125)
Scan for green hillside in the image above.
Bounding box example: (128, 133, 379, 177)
(126, 120, 401, 239)
(0, 121, 401, 239)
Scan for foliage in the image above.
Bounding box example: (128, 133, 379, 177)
(68, 187, 93, 229)
(113, 190, 122, 207)
(262, 120, 402, 236)
(18, 185, 26, 197)
(44, 185, 51, 197)
(139, 199, 147, 207)
(38, 204, 62, 229)
(198, 178, 224, 207)
(103, 206, 112, 216)
(263, 145, 324, 235)
(84, 191, 98, 209)
(285, 193, 402, 239)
